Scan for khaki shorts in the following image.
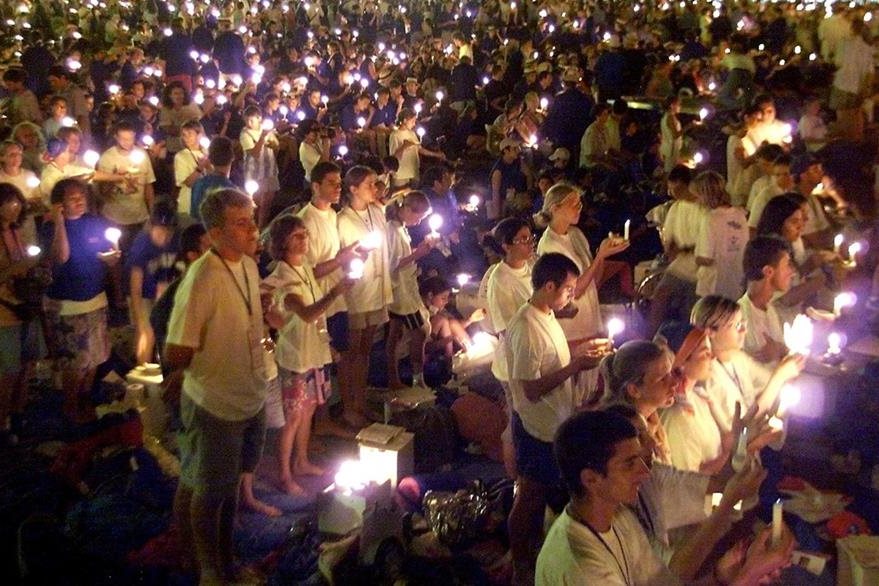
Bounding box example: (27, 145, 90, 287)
(348, 307, 389, 330)
(178, 394, 266, 497)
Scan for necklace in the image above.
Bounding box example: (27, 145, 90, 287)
(287, 261, 315, 302)
(211, 249, 252, 316)
(353, 205, 374, 232)
(716, 358, 746, 403)
(568, 506, 631, 585)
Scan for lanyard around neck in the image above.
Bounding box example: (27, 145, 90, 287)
(211, 249, 252, 316)
(568, 506, 631, 586)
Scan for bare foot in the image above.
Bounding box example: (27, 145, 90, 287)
(242, 497, 282, 517)
(280, 477, 306, 496)
(294, 460, 325, 476)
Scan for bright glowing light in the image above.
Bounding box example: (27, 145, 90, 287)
(81, 150, 99, 168)
(778, 385, 801, 417)
(693, 151, 705, 164)
(108, 83, 120, 94)
(827, 332, 843, 355)
(428, 214, 443, 233)
(261, 119, 274, 131)
(848, 242, 862, 262)
(334, 459, 368, 492)
(338, 145, 349, 157)
(348, 258, 365, 279)
(833, 233, 844, 255)
(360, 231, 382, 250)
(244, 180, 259, 197)
(26, 245, 41, 257)
(141, 134, 154, 146)
(784, 314, 814, 355)
(199, 136, 210, 149)
(26, 175, 40, 189)
(104, 227, 122, 247)
(129, 150, 146, 167)
(540, 97, 549, 110)
(833, 292, 856, 316)
(435, 90, 444, 101)
(699, 107, 709, 120)
(357, 116, 366, 128)
(416, 127, 426, 138)
(607, 317, 625, 340)
(456, 274, 470, 287)
(61, 116, 76, 128)
(468, 194, 480, 208)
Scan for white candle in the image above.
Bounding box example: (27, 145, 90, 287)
(428, 213, 443, 237)
(26, 175, 41, 190)
(456, 274, 470, 288)
(778, 384, 801, 418)
(847, 242, 862, 266)
(772, 498, 783, 547)
(833, 233, 843, 255)
(768, 416, 784, 433)
(468, 194, 480, 209)
(105, 227, 122, 249)
(244, 180, 259, 197)
(82, 149, 100, 168)
(199, 136, 211, 150)
(833, 292, 856, 316)
(261, 119, 274, 131)
(623, 220, 630, 241)
(607, 317, 625, 343)
(348, 258, 365, 279)
(827, 332, 842, 355)
(128, 149, 145, 174)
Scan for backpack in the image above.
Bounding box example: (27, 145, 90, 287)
(391, 405, 460, 474)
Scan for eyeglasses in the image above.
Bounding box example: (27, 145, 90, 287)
(511, 234, 536, 245)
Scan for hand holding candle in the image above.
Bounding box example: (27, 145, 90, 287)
(607, 317, 625, 344)
(105, 227, 122, 250)
(833, 233, 843, 256)
(623, 219, 630, 241)
(428, 213, 443, 238)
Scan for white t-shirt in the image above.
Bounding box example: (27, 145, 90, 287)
(803, 194, 830, 236)
(695, 206, 748, 299)
(746, 174, 772, 211)
(798, 114, 827, 152)
(39, 162, 94, 206)
(477, 262, 500, 334)
(174, 147, 205, 215)
(725, 135, 746, 205)
(240, 128, 280, 191)
(704, 352, 771, 432)
(537, 508, 680, 586)
(167, 252, 267, 421)
(661, 389, 724, 473)
(662, 200, 705, 282)
(506, 302, 574, 442)
(389, 127, 420, 183)
(337, 204, 393, 314)
(638, 462, 713, 547)
(296, 202, 347, 316)
(262, 260, 332, 372)
(747, 119, 791, 149)
(738, 293, 784, 358)
(833, 36, 874, 94)
(487, 260, 533, 381)
(387, 220, 424, 315)
(537, 226, 601, 340)
(748, 183, 783, 229)
(97, 146, 156, 226)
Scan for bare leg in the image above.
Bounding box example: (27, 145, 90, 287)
(508, 476, 548, 585)
(386, 318, 405, 389)
(240, 472, 282, 516)
(408, 327, 426, 383)
(278, 411, 305, 495)
(173, 483, 197, 573)
(447, 318, 473, 348)
(293, 400, 323, 476)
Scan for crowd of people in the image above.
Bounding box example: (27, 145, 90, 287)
(1, 0, 878, 584)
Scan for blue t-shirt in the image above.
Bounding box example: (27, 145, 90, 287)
(125, 231, 180, 300)
(189, 174, 235, 221)
(40, 214, 112, 302)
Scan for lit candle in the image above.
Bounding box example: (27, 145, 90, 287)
(416, 127, 426, 138)
(142, 134, 155, 147)
(539, 97, 549, 111)
(105, 227, 122, 249)
(435, 90, 444, 102)
(357, 116, 366, 129)
(772, 498, 783, 547)
(128, 149, 145, 174)
(768, 416, 784, 433)
(25, 175, 40, 190)
(468, 194, 480, 210)
(428, 213, 443, 237)
(778, 384, 801, 418)
(338, 145, 349, 157)
(692, 151, 705, 165)
(607, 317, 625, 344)
(827, 332, 842, 355)
(261, 119, 274, 132)
(61, 116, 76, 128)
(731, 427, 748, 471)
(783, 314, 813, 355)
(456, 274, 470, 288)
(698, 107, 709, 121)
(847, 242, 862, 267)
(244, 180, 259, 197)
(833, 233, 843, 256)
(623, 219, 630, 241)
(833, 292, 856, 316)
(199, 136, 210, 150)
(82, 149, 100, 168)
(26, 245, 41, 257)
(348, 258, 365, 279)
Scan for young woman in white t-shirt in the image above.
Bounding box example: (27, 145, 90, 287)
(486, 217, 535, 478)
(173, 119, 209, 216)
(691, 296, 804, 432)
(692, 171, 748, 300)
(535, 183, 629, 402)
(384, 191, 435, 389)
(240, 106, 280, 228)
(263, 215, 353, 494)
(337, 166, 393, 426)
(388, 108, 445, 187)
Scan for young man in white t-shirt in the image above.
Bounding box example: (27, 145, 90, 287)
(739, 236, 795, 363)
(538, 410, 795, 585)
(506, 252, 604, 584)
(296, 161, 364, 432)
(165, 188, 268, 583)
(97, 120, 156, 250)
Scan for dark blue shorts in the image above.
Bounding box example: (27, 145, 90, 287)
(327, 311, 349, 353)
(512, 411, 561, 487)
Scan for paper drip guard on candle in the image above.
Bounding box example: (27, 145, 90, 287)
(105, 227, 122, 248)
(607, 317, 625, 343)
(783, 314, 813, 355)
